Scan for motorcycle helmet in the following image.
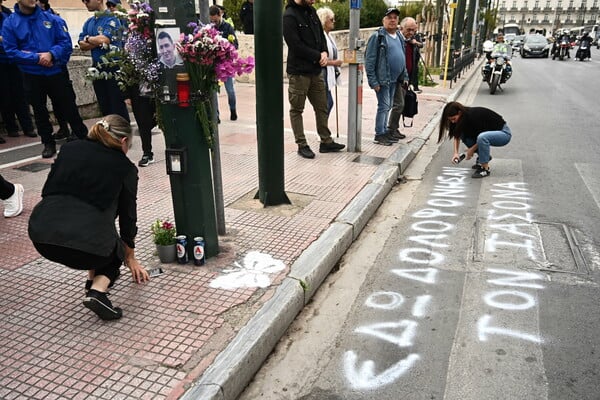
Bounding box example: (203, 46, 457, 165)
(483, 40, 494, 52)
(582, 31, 589, 37)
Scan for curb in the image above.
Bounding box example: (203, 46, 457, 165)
(181, 71, 474, 400)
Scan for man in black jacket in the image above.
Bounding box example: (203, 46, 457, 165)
(283, 0, 345, 159)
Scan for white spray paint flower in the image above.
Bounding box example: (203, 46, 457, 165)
(209, 251, 286, 290)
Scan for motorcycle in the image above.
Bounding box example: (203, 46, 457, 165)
(552, 38, 571, 60)
(482, 51, 512, 95)
(575, 40, 591, 61)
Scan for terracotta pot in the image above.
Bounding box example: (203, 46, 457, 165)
(156, 244, 176, 263)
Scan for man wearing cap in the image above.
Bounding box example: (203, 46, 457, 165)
(365, 7, 408, 146)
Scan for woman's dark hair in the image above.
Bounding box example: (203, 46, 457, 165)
(437, 101, 467, 143)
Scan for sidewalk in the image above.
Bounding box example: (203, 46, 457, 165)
(0, 65, 478, 400)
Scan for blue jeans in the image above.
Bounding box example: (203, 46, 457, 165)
(375, 84, 395, 135)
(462, 123, 512, 164)
(224, 77, 236, 111)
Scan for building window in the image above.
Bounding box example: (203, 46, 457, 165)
(535, 0, 540, 7)
(544, 13, 549, 19)
(568, 0, 574, 7)
(545, 0, 551, 7)
(502, 0, 506, 7)
(558, 0, 562, 7)
(512, 0, 517, 7)
(524, 0, 528, 7)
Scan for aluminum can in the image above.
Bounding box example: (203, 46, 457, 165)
(193, 236, 205, 266)
(176, 235, 189, 264)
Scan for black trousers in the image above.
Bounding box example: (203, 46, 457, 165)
(23, 70, 88, 144)
(92, 78, 130, 122)
(126, 86, 156, 156)
(0, 63, 34, 134)
(0, 174, 15, 200)
(33, 242, 122, 284)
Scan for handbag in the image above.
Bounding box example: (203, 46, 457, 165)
(402, 88, 418, 127)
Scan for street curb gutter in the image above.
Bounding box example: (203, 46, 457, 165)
(181, 72, 473, 400)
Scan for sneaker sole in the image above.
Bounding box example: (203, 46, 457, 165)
(138, 159, 155, 167)
(83, 297, 123, 320)
(4, 184, 24, 218)
(373, 140, 392, 146)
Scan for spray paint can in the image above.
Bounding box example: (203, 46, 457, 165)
(193, 236, 205, 266)
(176, 235, 189, 264)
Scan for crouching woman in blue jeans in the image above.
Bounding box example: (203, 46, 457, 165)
(438, 101, 512, 178)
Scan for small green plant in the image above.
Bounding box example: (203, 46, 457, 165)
(151, 219, 177, 246)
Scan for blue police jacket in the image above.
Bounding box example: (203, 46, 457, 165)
(79, 10, 123, 65)
(1, 4, 72, 75)
(0, 5, 13, 64)
(365, 27, 408, 89)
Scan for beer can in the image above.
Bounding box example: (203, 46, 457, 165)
(193, 236, 205, 266)
(176, 235, 189, 264)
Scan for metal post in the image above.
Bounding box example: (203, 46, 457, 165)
(210, 93, 226, 235)
(254, 0, 290, 206)
(347, 0, 363, 153)
(443, 2, 457, 87)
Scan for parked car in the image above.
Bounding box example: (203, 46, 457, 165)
(520, 34, 550, 58)
(511, 35, 525, 53)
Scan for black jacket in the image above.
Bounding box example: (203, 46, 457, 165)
(450, 107, 506, 141)
(283, 0, 327, 76)
(29, 139, 138, 257)
(239, 0, 253, 34)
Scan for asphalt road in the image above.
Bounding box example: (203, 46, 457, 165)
(239, 47, 600, 400)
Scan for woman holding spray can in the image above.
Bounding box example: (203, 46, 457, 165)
(438, 101, 512, 178)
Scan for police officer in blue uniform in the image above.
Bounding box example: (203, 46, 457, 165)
(78, 0, 129, 122)
(2, 0, 88, 157)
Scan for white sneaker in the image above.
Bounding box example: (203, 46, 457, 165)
(4, 183, 24, 218)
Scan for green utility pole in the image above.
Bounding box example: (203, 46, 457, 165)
(254, 0, 290, 206)
(465, 0, 477, 47)
(151, 0, 219, 258)
(452, 0, 467, 51)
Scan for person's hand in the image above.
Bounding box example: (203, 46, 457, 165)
(374, 85, 380, 92)
(319, 51, 328, 67)
(465, 147, 475, 160)
(126, 257, 149, 284)
(38, 52, 53, 67)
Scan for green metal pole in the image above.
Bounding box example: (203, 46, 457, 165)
(254, 0, 290, 206)
(453, 0, 467, 51)
(465, 0, 477, 47)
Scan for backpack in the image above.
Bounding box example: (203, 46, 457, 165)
(402, 87, 418, 127)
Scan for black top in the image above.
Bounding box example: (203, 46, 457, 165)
(28, 139, 138, 258)
(450, 107, 506, 141)
(283, 0, 327, 76)
(239, 0, 253, 34)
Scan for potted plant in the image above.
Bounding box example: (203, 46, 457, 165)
(151, 219, 177, 263)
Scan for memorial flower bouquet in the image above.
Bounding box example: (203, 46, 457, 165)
(151, 219, 177, 246)
(86, 1, 161, 94)
(176, 23, 255, 148)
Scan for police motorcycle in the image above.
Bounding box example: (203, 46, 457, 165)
(552, 35, 571, 60)
(575, 32, 592, 61)
(481, 41, 512, 95)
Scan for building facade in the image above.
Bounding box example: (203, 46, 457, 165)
(498, 0, 599, 33)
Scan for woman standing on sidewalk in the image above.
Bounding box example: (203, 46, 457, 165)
(438, 101, 512, 178)
(28, 114, 149, 321)
(317, 7, 342, 117)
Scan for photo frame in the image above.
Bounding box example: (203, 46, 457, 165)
(155, 27, 183, 70)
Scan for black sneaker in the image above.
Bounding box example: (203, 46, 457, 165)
(298, 145, 315, 159)
(230, 109, 238, 121)
(24, 130, 37, 138)
(386, 129, 405, 140)
(319, 141, 345, 153)
(472, 168, 490, 178)
(83, 289, 123, 320)
(42, 143, 56, 158)
(373, 134, 393, 146)
(53, 129, 70, 141)
(138, 154, 155, 167)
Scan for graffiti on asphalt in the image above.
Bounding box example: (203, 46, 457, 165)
(343, 170, 546, 390)
(209, 251, 285, 290)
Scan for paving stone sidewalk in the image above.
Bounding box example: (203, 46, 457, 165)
(0, 65, 478, 400)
